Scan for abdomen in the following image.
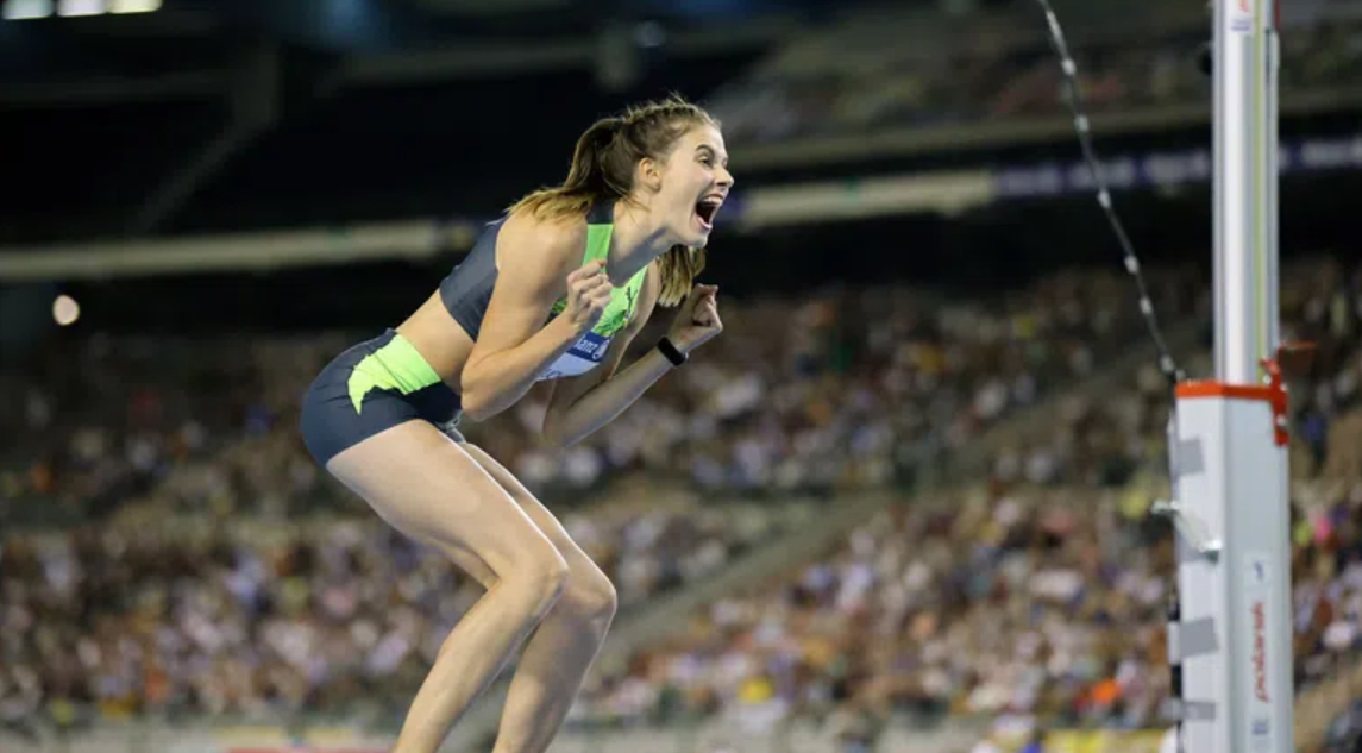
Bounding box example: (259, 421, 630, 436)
(395, 291, 476, 394)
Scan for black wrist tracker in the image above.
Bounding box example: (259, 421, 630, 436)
(657, 337, 687, 366)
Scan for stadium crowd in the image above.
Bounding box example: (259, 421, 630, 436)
(0, 265, 1202, 738)
(567, 257, 1362, 753)
(8, 258, 1362, 752)
(2, 2, 1361, 751)
(0, 266, 1200, 522)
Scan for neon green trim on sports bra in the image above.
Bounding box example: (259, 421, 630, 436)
(549, 218, 647, 338)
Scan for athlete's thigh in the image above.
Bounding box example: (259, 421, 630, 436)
(325, 421, 561, 587)
(459, 443, 598, 567)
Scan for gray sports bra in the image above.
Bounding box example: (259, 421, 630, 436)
(438, 203, 648, 381)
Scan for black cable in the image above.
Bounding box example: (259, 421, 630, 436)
(1031, 0, 1187, 389)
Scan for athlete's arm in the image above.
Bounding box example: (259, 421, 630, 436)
(461, 216, 604, 422)
(540, 264, 668, 447)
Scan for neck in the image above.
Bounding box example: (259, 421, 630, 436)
(604, 199, 673, 283)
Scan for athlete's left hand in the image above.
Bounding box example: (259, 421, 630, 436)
(669, 284, 722, 354)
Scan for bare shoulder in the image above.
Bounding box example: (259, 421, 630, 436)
(498, 208, 587, 280)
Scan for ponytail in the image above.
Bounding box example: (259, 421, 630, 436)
(562, 118, 629, 200)
(510, 117, 627, 219)
(657, 244, 705, 307)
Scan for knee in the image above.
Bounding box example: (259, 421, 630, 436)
(558, 565, 618, 628)
(501, 544, 570, 618)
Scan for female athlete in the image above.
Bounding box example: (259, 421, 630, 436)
(299, 95, 732, 753)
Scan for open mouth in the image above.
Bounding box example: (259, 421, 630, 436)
(694, 196, 722, 231)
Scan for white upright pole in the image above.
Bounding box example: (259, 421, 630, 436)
(1215, 0, 1279, 380)
(1167, 0, 1292, 751)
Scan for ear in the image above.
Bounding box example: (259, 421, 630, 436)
(636, 155, 664, 193)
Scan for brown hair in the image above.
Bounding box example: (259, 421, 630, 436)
(509, 94, 717, 307)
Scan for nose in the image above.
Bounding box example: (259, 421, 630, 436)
(716, 165, 734, 188)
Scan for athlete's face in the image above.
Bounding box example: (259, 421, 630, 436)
(644, 124, 733, 247)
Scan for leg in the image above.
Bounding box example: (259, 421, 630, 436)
(325, 422, 570, 753)
(462, 444, 619, 753)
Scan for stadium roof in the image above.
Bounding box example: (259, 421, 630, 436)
(0, 0, 873, 245)
(0, 0, 1230, 252)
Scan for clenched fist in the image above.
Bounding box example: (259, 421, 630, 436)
(667, 283, 722, 354)
(562, 259, 614, 333)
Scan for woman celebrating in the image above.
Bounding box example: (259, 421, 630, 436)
(299, 95, 732, 753)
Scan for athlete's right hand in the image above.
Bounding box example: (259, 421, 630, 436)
(562, 259, 613, 332)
